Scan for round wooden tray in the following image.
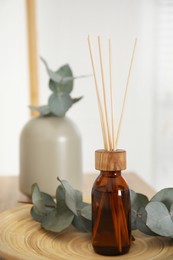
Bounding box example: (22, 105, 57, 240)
(0, 205, 173, 259)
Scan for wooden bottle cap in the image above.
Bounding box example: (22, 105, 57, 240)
(95, 149, 126, 171)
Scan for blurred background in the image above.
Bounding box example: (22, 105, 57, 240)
(0, 0, 173, 191)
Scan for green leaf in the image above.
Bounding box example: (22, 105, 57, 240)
(41, 192, 56, 207)
(146, 201, 173, 237)
(136, 207, 156, 236)
(81, 205, 92, 221)
(41, 205, 74, 233)
(32, 183, 46, 215)
(72, 214, 92, 233)
(31, 184, 56, 223)
(60, 73, 91, 93)
(58, 179, 78, 215)
(74, 190, 83, 209)
(62, 74, 91, 86)
(72, 215, 86, 232)
(49, 78, 74, 94)
(170, 203, 173, 221)
(29, 105, 51, 116)
(72, 205, 92, 233)
(42, 186, 74, 233)
(57, 65, 73, 93)
(56, 185, 65, 202)
(31, 206, 44, 222)
(57, 64, 73, 79)
(48, 92, 73, 117)
(53, 64, 73, 93)
(130, 189, 149, 230)
(49, 79, 59, 92)
(30, 206, 54, 223)
(72, 96, 83, 104)
(41, 57, 62, 83)
(151, 188, 173, 210)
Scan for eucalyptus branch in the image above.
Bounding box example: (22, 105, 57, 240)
(30, 179, 173, 238)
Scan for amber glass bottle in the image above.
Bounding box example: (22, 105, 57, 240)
(92, 149, 131, 256)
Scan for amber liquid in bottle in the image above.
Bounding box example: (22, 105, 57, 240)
(92, 150, 131, 256)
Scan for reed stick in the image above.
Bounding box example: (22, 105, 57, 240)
(109, 193, 119, 248)
(88, 36, 109, 150)
(108, 38, 116, 150)
(119, 199, 130, 244)
(112, 190, 122, 252)
(98, 36, 112, 150)
(92, 193, 105, 241)
(88, 36, 137, 151)
(115, 38, 137, 149)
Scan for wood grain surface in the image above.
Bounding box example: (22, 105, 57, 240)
(0, 205, 173, 260)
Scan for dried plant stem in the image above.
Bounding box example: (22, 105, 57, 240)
(109, 38, 116, 150)
(18, 200, 33, 205)
(115, 38, 137, 149)
(98, 36, 112, 150)
(88, 35, 109, 150)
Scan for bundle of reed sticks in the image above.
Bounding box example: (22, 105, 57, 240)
(88, 36, 137, 151)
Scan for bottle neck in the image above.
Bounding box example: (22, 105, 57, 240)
(94, 170, 129, 191)
(100, 170, 122, 177)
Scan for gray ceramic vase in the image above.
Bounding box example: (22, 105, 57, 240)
(19, 116, 82, 196)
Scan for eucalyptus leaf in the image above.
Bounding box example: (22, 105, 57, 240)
(49, 79, 59, 92)
(29, 58, 87, 117)
(79, 205, 92, 232)
(72, 213, 92, 233)
(60, 74, 91, 93)
(49, 78, 74, 94)
(81, 205, 92, 221)
(74, 190, 83, 209)
(29, 105, 51, 116)
(72, 97, 83, 104)
(41, 57, 62, 83)
(62, 74, 91, 83)
(41, 192, 56, 207)
(30, 206, 54, 223)
(130, 189, 149, 230)
(57, 64, 73, 79)
(146, 201, 173, 237)
(72, 215, 87, 232)
(56, 64, 73, 93)
(32, 183, 46, 215)
(170, 203, 173, 221)
(136, 207, 156, 236)
(151, 188, 173, 210)
(57, 178, 78, 215)
(41, 205, 74, 233)
(72, 204, 92, 233)
(31, 206, 45, 222)
(56, 185, 65, 203)
(48, 92, 73, 117)
(79, 215, 92, 233)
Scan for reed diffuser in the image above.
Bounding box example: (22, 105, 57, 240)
(88, 35, 137, 256)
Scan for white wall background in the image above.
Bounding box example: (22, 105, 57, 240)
(1, 0, 172, 191)
(0, 0, 29, 175)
